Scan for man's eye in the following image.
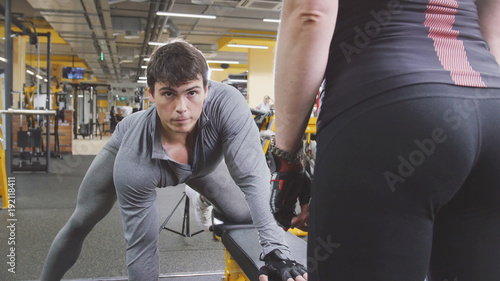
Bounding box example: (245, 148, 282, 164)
(163, 92, 174, 97)
(188, 91, 197, 96)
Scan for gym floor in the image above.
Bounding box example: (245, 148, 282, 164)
(0, 136, 225, 281)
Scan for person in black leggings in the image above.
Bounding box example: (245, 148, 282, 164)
(269, 0, 500, 280)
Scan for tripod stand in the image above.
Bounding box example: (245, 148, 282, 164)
(159, 192, 204, 237)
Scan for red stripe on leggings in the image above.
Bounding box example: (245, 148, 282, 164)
(424, 0, 487, 87)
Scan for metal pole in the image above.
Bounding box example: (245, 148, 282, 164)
(0, 109, 57, 115)
(4, 0, 13, 176)
(73, 85, 78, 139)
(45, 32, 51, 172)
(89, 86, 94, 140)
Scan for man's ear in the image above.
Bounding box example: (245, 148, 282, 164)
(148, 87, 155, 102)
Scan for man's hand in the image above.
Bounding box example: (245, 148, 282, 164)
(270, 152, 312, 229)
(258, 250, 308, 281)
(291, 203, 310, 231)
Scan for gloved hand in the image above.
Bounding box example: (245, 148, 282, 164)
(269, 151, 312, 229)
(258, 249, 308, 281)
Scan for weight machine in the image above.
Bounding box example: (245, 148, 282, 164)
(5, 30, 56, 172)
(73, 83, 105, 140)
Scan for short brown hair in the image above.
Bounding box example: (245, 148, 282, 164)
(147, 39, 208, 95)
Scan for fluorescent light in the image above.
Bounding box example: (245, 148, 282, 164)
(230, 79, 247, 83)
(36, 75, 43, 80)
(27, 70, 35, 75)
(44, 79, 48, 82)
(141, 65, 147, 69)
(144, 58, 150, 61)
(139, 76, 147, 79)
(227, 43, 269, 49)
(137, 80, 147, 83)
(206, 60, 239, 64)
(156, 11, 216, 19)
(0, 57, 7, 62)
(210, 68, 224, 72)
(78, 95, 84, 98)
(148, 42, 167, 46)
(263, 18, 281, 23)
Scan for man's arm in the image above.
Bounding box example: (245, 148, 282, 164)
(274, 0, 338, 152)
(216, 85, 307, 281)
(217, 86, 290, 257)
(477, 0, 500, 63)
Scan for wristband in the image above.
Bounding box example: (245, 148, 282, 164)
(270, 138, 302, 164)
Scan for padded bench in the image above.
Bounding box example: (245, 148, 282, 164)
(214, 223, 307, 281)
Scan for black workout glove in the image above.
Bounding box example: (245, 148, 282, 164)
(259, 249, 307, 281)
(269, 151, 312, 229)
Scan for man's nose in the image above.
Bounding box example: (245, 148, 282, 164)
(175, 96, 187, 112)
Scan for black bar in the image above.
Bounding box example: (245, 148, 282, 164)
(4, 0, 13, 176)
(73, 85, 78, 139)
(0, 4, 37, 40)
(89, 86, 94, 139)
(45, 32, 52, 172)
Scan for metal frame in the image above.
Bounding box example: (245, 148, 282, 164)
(159, 192, 204, 238)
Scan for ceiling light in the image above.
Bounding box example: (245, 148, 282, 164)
(230, 79, 247, 83)
(148, 42, 167, 46)
(0, 57, 7, 62)
(263, 18, 281, 23)
(143, 58, 150, 61)
(139, 76, 147, 79)
(156, 11, 216, 19)
(206, 60, 239, 64)
(26, 70, 34, 75)
(36, 75, 43, 80)
(227, 43, 269, 49)
(191, 0, 214, 4)
(141, 65, 147, 69)
(137, 80, 147, 83)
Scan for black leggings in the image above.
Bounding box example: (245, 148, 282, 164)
(308, 84, 500, 281)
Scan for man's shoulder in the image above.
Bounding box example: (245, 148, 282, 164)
(208, 80, 241, 94)
(207, 80, 245, 104)
(119, 106, 155, 127)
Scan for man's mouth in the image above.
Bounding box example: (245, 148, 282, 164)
(173, 118, 189, 123)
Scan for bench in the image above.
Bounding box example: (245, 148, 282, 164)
(214, 223, 307, 281)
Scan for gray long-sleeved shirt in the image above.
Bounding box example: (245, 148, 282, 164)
(103, 80, 289, 280)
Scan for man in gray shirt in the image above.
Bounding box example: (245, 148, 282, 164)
(41, 40, 307, 281)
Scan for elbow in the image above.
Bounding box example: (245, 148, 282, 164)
(283, 2, 338, 29)
(299, 12, 326, 26)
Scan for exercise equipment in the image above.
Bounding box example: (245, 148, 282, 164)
(22, 84, 64, 159)
(159, 192, 204, 238)
(214, 220, 307, 281)
(1, 109, 57, 172)
(1, 83, 9, 209)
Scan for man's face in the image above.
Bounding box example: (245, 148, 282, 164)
(149, 75, 207, 136)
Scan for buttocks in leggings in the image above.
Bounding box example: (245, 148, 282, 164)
(308, 84, 500, 281)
